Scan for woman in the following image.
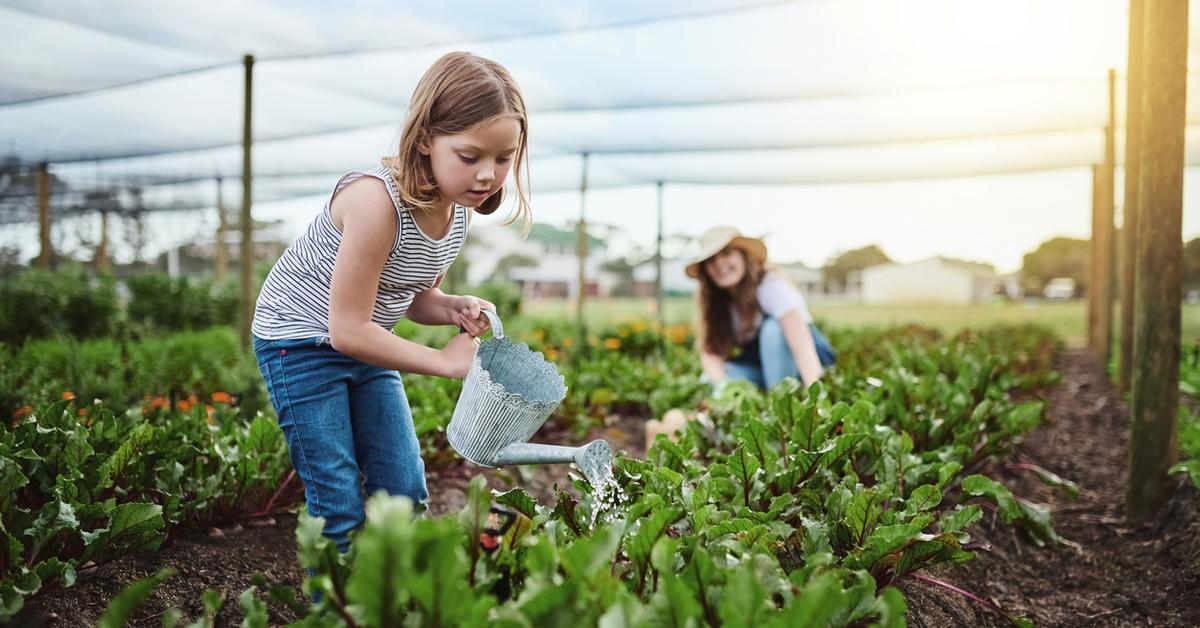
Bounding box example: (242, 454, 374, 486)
(687, 225, 835, 391)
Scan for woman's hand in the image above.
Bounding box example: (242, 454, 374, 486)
(439, 332, 481, 379)
(448, 295, 496, 337)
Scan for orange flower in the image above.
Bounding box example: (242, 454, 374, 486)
(604, 338, 622, 350)
(149, 396, 169, 410)
(562, 336, 574, 348)
(177, 400, 194, 413)
(61, 391, 75, 401)
(211, 391, 233, 404)
(543, 348, 560, 361)
(12, 405, 32, 419)
(206, 405, 216, 426)
(77, 408, 87, 417)
(632, 320, 647, 333)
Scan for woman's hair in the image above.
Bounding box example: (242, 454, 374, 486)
(381, 51, 531, 233)
(696, 246, 765, 357)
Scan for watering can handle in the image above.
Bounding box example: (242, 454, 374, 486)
(481, 309, 504, 339)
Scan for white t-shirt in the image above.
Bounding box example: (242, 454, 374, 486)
(756, 272, 814, 323)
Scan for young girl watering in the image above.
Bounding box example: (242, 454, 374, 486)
(251, 52, 530, 553)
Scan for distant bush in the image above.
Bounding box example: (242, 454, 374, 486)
(0, 265, 119, 344)
(126, 273, 239, 331)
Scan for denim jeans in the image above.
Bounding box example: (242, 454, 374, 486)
(725, 318, 837, 390)
(253, 335, 428, 553)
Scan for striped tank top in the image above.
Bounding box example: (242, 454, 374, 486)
(251, 167, 469, 340)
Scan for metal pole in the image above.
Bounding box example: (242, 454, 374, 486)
(1119, 0, 1145, 395)
(655, 181, 664, 323)
(1128, 0, 1187, 521)
(240, 54, 255, 346)
(37, 162, 50, 268)
(576, 152, 589, 348)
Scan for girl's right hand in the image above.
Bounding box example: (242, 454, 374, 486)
(439, 332, 480, 378)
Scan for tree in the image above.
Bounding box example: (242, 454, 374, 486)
(1020, 237, 1090, 294)
(822, 245, 891, 290)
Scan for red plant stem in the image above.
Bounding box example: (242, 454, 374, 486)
(260, 469, 297, 514)
(907, 572, 1015, 622)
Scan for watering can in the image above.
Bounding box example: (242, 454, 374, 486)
(447, 310, 613, 487)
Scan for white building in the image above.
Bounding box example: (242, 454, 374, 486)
(860, 257, 1001, 304)
(464, 223, 613, 298)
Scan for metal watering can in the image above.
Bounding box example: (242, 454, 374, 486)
(447, 310, 613, 487)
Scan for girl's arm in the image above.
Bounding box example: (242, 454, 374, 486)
(778, 309, 824, 387)
(407, 285, 495, 336)
(327, 180, 478, 378)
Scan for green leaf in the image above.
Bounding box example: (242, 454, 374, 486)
(344, 495, 414, 626)
(848, 523, 924, 571)
(83, 502, 164, 561)
(0, 456, 30, 501)
(902, 485, 942, 517)
(718, 559, 771, 626)
(1023, 464, 1080, 500)
(844, 489, 883, 546)
(97, 567, 175, 628)
(937, 505, 983, 535)
(494, 487, 540, 519)
(727, 445, 760, 508)
(872, 586, 908, 628)
(97, 422, 155, 489)
(238, 587, 268, 628)
(1170, 460, 1200, 488)
(649, 573, 704, 628)
(768, 570, 844, 628)
(626, 507, 684, 585)
(1000, 403, 1042, 435)
(561, 524, 622, 582)
(962, 475, 1020, 523)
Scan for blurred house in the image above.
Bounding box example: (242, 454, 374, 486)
(860, 257, 1001, 304)
(776, 261, 826, 301)
(465, 223, 613, 298)
(629, 256, 693, 297)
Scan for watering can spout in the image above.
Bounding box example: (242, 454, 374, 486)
(492, 440, 614, 487)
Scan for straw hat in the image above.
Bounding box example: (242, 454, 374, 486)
(685, 226, 767, 279)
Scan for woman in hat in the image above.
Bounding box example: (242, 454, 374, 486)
(686, 225, 835, 391)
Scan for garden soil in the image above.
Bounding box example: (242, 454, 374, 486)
(10, 349, 1200, 627)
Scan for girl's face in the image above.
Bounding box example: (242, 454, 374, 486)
(422, 116, 521, 211)
(703, 246, 746, 289)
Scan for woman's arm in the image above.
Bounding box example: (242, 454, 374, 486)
(700, 350, 728, 383)
(778, 309, 824, 387)
(326, 181, 478, 378)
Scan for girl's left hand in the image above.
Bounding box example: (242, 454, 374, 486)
(449, 295, 496, 337)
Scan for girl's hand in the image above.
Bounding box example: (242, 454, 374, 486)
(439, 332, 480, 379)
(449, 295, 496, 337)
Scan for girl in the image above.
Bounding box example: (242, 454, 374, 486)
(251, 52, 530, 553)
(687, 225, 835, 392)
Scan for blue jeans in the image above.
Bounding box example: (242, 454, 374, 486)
(253, 336, 428, 553)
(725, 318, 837, 390)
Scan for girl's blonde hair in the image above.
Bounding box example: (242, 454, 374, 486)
(695, 246, 766, 358)
(381, 51, 531, 233)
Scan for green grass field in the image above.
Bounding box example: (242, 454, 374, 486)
(521, 297, 1200, 348)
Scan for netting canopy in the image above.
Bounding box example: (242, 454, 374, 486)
(1, 0, 1199, 263)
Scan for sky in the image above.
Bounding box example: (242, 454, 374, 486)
(2, 0, 1199, 274)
